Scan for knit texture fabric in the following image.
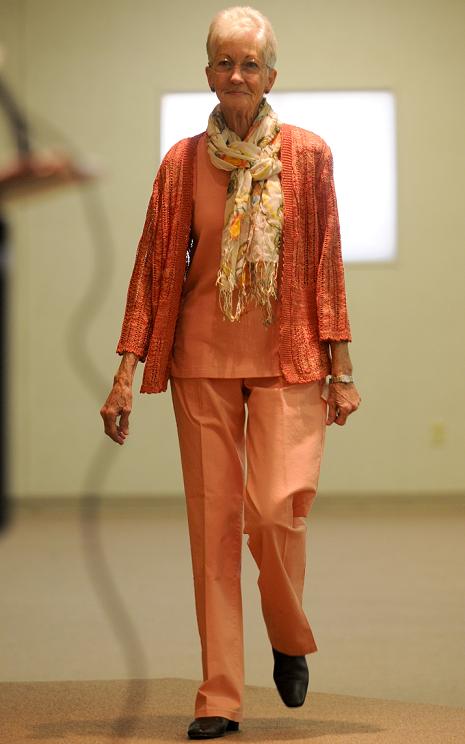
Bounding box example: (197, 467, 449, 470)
(116, 124, 352, 394)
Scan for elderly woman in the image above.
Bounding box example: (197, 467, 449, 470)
(101, 5, 360, 740)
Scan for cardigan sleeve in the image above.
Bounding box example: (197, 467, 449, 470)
(315, 141, 352, 342)
(115, 169, 163, 362)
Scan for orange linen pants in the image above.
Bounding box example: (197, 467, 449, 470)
(169, 375, 327, 722)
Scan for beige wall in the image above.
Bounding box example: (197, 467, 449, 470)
(1, 0, 464, 499)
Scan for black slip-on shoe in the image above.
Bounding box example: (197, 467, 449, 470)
(272, 646, 309, 707)
(187, 716, 240, 739)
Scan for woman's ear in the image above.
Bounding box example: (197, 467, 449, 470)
(265, 67, 278, 94)
(205, 65, 215, 93)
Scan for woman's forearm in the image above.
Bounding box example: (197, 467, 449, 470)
(329, 341, 353, 376)
(114, 351, 139, 385)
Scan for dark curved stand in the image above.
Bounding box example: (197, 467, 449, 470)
(0, 73, 96, 535)
(0, 212, 10, 531)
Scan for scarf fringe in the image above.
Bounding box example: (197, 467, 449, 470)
(216, 260, 279, 326)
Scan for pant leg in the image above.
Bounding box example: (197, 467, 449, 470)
(243, 376, 327, 656)
(170, 377, 246, 723)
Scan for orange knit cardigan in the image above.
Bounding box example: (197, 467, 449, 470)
(116, 123, 352, 393)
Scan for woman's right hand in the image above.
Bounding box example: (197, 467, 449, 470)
(100, 352, 139, 445)
(100, 377, 133, 445)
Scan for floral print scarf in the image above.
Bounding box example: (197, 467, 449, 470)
(206, 98, 283, 325)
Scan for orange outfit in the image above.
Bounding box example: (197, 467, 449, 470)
(168, 134, 328, 722)
(115, 122, 351, 723)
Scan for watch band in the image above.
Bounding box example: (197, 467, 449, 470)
(328, 374, 354, 384)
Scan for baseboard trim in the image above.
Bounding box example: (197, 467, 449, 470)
(11, 491, 465, 513)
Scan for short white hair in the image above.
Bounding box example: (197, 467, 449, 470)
(206, 6, 278, 69)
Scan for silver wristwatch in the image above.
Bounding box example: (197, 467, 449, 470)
(328, 374, 354, 384)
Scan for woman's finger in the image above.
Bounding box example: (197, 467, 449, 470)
(101, 406, 126, 445)
(105, 417, 124, 443)
(118, 408, 131, 436)
(326, 400, 337, 425)
(335, 408, 348, 425)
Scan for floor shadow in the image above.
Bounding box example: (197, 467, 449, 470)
(28, 714, 384, 741)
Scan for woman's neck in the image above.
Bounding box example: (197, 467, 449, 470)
(221, 104, 259, 139)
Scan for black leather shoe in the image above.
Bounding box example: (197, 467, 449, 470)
(272, 646, 309, 707)
(187, 716, 240, 739)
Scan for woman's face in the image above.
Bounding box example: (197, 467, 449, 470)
(206, 30, 277, 123)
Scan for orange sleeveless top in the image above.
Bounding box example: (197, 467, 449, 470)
(170, 133, 281, 378)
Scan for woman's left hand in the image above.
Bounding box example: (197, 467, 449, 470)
(326, 382, 361, 426)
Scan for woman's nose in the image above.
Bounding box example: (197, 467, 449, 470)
(229, 65, 245, 83)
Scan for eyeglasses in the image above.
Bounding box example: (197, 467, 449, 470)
(209, 57, 269, 77)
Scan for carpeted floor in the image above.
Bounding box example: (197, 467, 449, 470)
(1, 496, 464, 743)
(2, 496, 464, 708)
(1, 677, 464, 743)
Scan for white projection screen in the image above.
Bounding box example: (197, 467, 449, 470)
(160, 91, 397, 263)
